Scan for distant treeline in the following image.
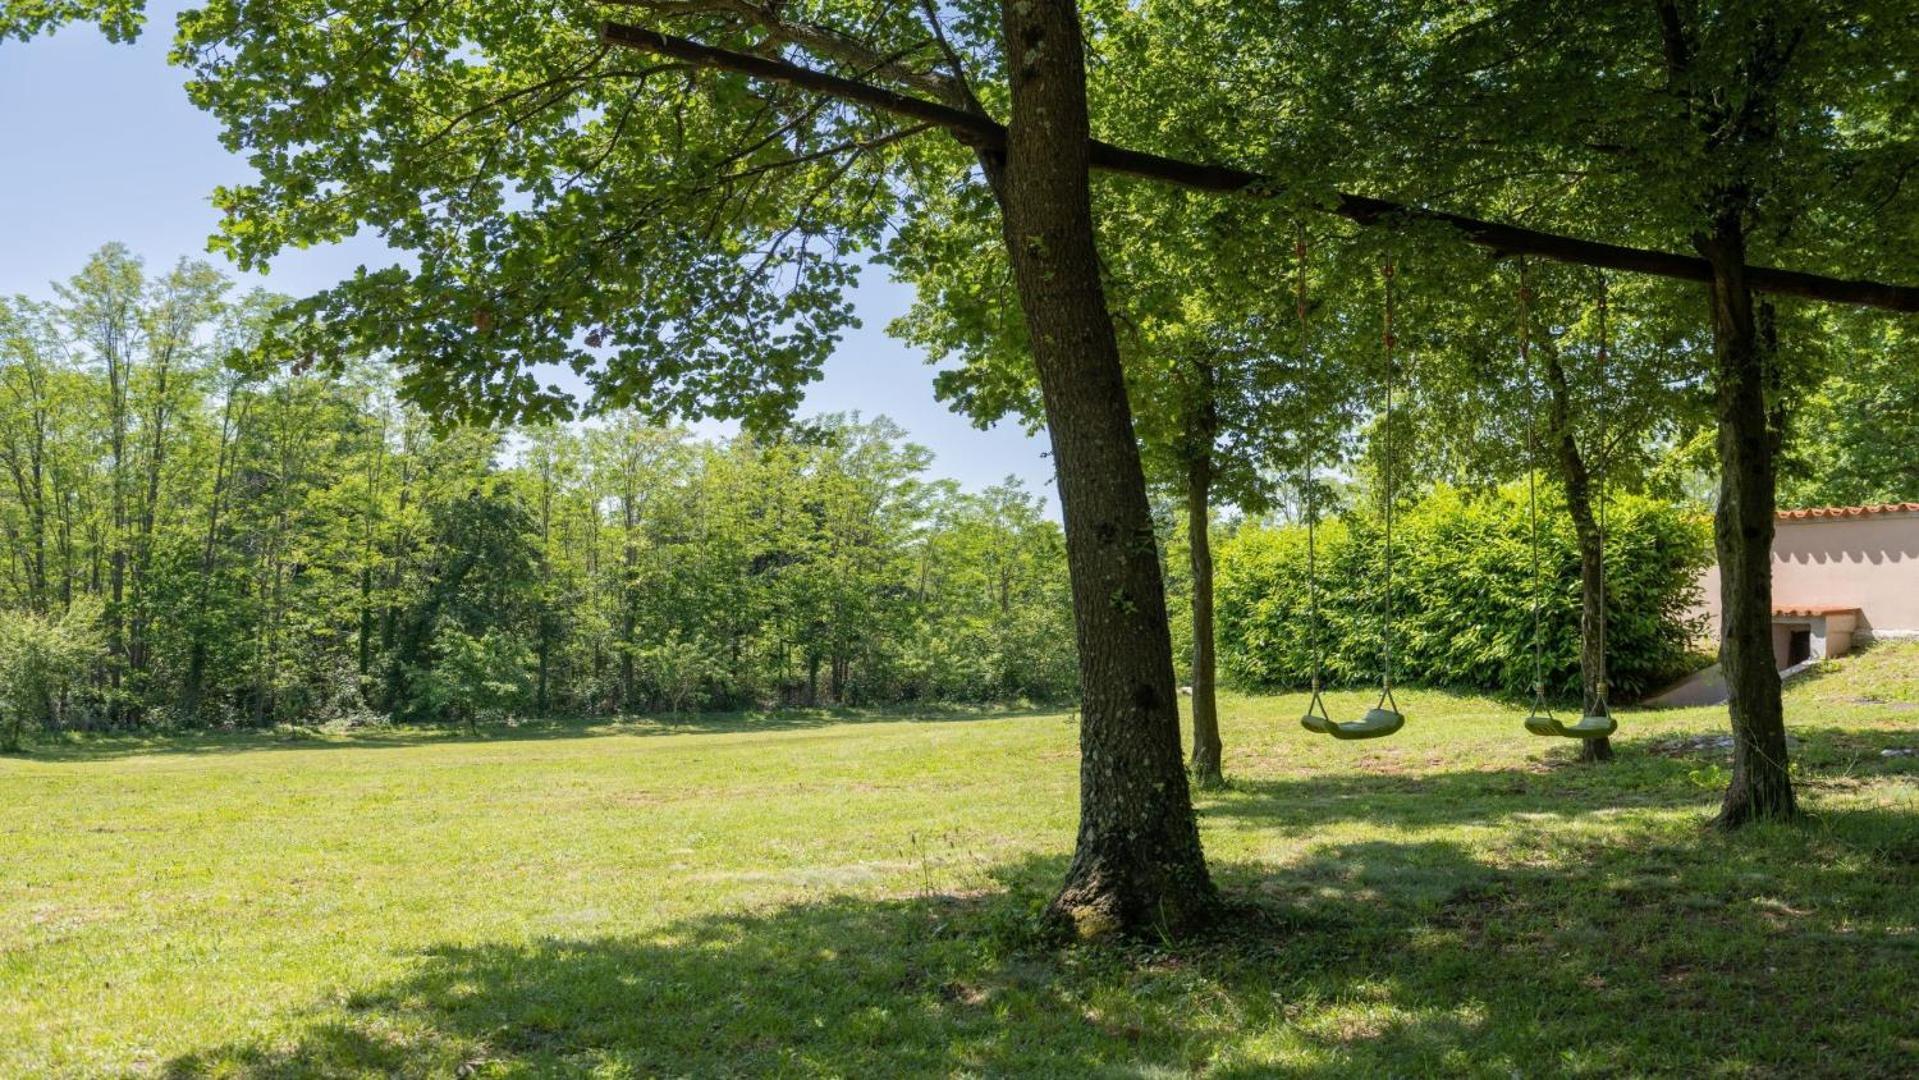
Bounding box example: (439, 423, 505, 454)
(0, 247, 1078, 734)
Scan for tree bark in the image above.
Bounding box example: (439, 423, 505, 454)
(1540, 346, 1615, 763)
(989, 0, 1214, 937)
(1701, 218, 1796, 826)
(1185, 396, 1223, 786)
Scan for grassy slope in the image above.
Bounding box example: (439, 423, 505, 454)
(2, 651, 1916, 1077)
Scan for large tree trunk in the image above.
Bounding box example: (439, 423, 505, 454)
(1700, 218, 1796, 827)
(1540, 347, 1615, 763)
(1186, 441, 1224, 786)
(990, 0, 1214, 937)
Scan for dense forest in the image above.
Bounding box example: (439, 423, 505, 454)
(0, 246, 1078, 736)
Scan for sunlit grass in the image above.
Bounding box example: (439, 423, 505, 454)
(3, 648, 1916, 1076)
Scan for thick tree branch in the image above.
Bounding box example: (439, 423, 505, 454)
(601, 22, 1919, 314)
(1655, 0, 1692, 85)
(601, 0, 960, 101)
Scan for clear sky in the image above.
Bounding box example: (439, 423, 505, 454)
(0, 6, 1055, 500)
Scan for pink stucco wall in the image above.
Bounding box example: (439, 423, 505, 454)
(1693, 510, 1919, 641)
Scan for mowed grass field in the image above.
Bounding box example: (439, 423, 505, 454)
(4, 649, 1918, 1077)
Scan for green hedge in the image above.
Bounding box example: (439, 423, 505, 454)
(1216, 487, 1711, 701)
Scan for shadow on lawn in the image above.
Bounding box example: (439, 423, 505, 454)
(20, 705, 1064, 763)
(160, 808, 1919, 1078)
(1209, 722, 1919, 832)
(1208, 752, 1713, 830)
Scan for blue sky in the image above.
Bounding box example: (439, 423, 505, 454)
(0, 6, 1054, 499)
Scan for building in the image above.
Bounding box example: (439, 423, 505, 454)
(1695, 501, 1919, 669)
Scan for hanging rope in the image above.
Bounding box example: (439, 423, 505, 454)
(1378, 258, 1398, 704)
(1300, 252, 1405, 739)
(1519, 262, 1552, 717)
(1296, 225, 1331, 727)
(1523, 269, 1620, 741)
(1592, 274, 1612, 718)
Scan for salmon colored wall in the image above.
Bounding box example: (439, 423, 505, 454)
(1692, 511, 1919, 640)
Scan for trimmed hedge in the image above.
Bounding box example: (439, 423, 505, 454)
(1216, 486, 1710, 701)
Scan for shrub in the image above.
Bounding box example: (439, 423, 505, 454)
(407, 625, 532, 733)
(1216, 486, 1710, 702)
(638, 633, 723, 715)
(0, 601, 104, 751)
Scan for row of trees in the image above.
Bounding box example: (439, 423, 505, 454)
(0, 248, 1077, 731)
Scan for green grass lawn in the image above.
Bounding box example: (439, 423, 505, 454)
(4, 651, 1918, 1077)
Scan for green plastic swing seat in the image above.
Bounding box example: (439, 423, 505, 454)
(1302, 705, 1405, 740)
(1523, 711, 1617, 740)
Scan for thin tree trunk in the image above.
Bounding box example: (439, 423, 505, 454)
(1701, 218, 1796, 826)
(619, 463, 639, 712)
(0, 361, 53, 611)
(1186, 444, 1224, 785)
(357, 409, 387, 685)
(1540, 346, 1615, 763)
(105, 333, 129, 724)
(184, 386, 246, 722)
(128, 342, 177, 691)
(536, 449, 553, 715)
(380, 459, 413, 711)
(57, 490, 73, 608)
(989, 0, 1213, 937)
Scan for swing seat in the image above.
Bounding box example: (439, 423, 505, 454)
(1524, 712, 1617, 740)
(1308, 706, 1404, 740)
(1300, 692, 1336, 735)
(1565, 712, 1618, 739)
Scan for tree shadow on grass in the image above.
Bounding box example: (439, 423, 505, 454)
(1207, 754, 1715, 831)
(159, 813, 1919, 1078)
(1786, 724, 1919, 772)
(1210, 722, 1919, 833)
(18, 705, 1067, 763)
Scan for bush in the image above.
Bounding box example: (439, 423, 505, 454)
(0, 601, 104, 751)
(407, 625, 532, 732)
(637, 633, 723, 714)
(1216, 486, 1710, 702)
(904, 601, 1079, 706)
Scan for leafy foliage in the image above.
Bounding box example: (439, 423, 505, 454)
(407, 626, 533, 734)
(0, 600, 101, 751)
(1781, 316, 1919, 506)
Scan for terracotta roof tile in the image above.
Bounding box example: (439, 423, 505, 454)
(1773, 604, 1861, 617)
(1777, 502, 1919, 521)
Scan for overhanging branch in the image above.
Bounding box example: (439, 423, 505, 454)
(602, 22, 1919, 314)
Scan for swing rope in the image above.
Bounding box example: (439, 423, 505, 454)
(1522, 269, 1618, 740)
(1298, 226, 1330, 728)
(1591, 275, 1612, 720)
(1519, 264, 1554, 722)
(1297, 245, 1404, 740)
(1377, 258, 1400, 715)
